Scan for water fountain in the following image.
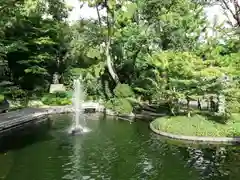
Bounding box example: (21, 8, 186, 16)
(69, 77, 89, 135)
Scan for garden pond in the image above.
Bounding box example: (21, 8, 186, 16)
(0, 113, 239, 180)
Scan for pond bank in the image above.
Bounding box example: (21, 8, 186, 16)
(0, 101, 146, 134)
(150, 114, 240, 144)
(0, 103, 106, 134)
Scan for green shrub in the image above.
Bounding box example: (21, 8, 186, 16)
(3, 86, 26, 99)
(227, 101, 240, 113)
(105, 98, 133, 114)
(41, 93, 71, 106)
(58, 98, 72, 105)
(42, 97, 71, 106)
(54, 91, 67, 98)
(0, 94, 4, 103)
(113, 84, 134, 98)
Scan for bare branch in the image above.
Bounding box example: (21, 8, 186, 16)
(232, 0, 240, 26)
(96, 5, 102, 27)
(219, 0, 240, 27)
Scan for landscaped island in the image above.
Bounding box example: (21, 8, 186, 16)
(151, 114, 240, 138)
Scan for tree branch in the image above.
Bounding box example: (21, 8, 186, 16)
(104, 0, 119, 83)
(220, 0, 239, 27)
(232, 0, 240, 26)
(96, 5, 102, 27)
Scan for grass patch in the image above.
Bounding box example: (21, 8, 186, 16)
(151, 114, 240, 137)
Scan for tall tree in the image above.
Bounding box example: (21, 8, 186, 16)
(140, 0, 207, 50)
(1, 0, 71, 90)
(82, 0, 136, 84)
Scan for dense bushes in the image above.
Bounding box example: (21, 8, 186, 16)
(1, 86, 26, 100)
(145, 50, 240, 118)
(105, 98, 133, 114)
(104, 84, 135, 114)
(0, 0, 238, 120)
(224, 87, 240, 113)
(114, 84, 135, 98)
(41, 91, 71, 106)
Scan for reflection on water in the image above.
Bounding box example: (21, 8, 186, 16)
(0, 114, 239, 180)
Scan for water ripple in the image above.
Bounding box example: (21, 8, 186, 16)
(1, 115, 240, 180)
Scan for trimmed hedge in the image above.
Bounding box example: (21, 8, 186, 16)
(114, 84, 135, 98)
(105, 98, 133, 114)
(41, 92, 71, 106)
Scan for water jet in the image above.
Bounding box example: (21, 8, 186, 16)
(69, 78, 90, 135)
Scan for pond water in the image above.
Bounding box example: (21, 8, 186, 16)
(0, 114, 239, 180)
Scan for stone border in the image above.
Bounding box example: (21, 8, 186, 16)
(0, 104, 106, 133)
(0, 103, 136, 134)
(149, 122, 240, 143)
(31, 104, 133, 117)
(32, 104, 103, 117)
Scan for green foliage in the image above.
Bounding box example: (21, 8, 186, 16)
(141, 50, 240, 116)
(145, 51, 203, 104)
(2, 86, 27, 100)
(226, 101, 240, 113)
(1, 0, 71, 90)
(0, 0, 239, 123)
(224, 87, 240, 113)
(66, 0, 211, 107)
(151, 114, 240, 137)
(54, 91, 68, 98)
(68, 64, 105, 99)
(105, 98, 133, 114)
(0, 94, 4, 103)
(113, 84, 134, 98)
(41, 92, 71, 106)
(141, 0, 207, 50)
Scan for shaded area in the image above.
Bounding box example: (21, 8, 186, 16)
(0, 120, 53, 153)
(0, 108, 45, 122)
(0, 108, 48, 135)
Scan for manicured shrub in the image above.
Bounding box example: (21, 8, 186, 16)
(113, 83, 134, 98)
(105, 98, 133, 114)
(41, 93, 71, 106)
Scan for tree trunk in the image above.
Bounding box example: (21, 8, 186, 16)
(106, 40, 119, 83)
(105, 0, 119, 84)
(95, 2, 119, 83)
(197, 98, 202, 110)
(96, 5, 102, 27)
